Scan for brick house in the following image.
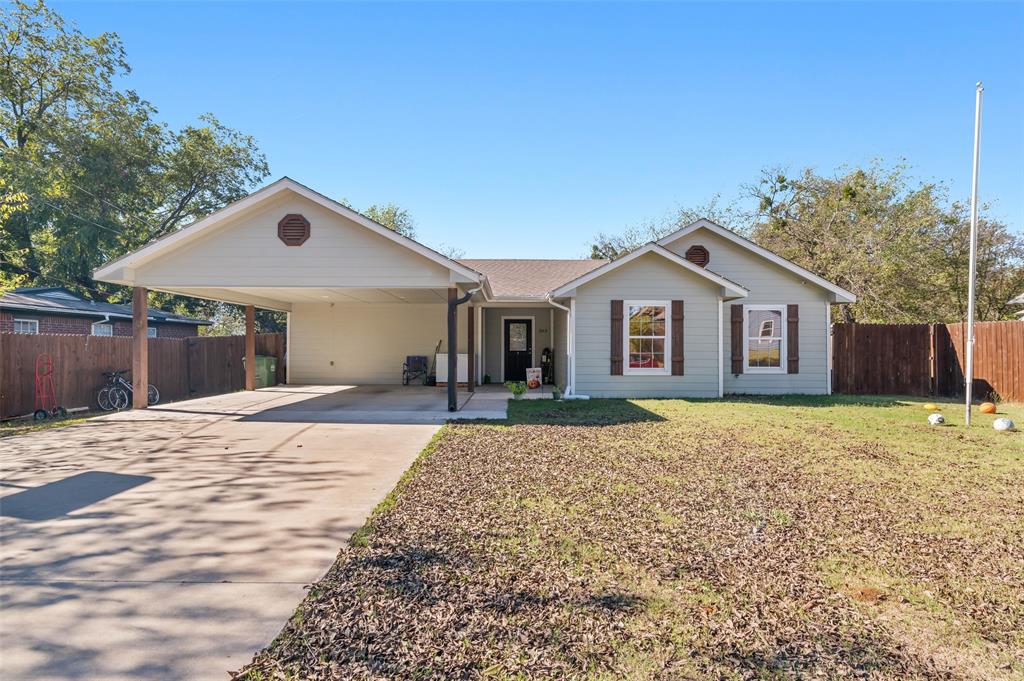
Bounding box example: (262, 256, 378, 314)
(0, 287, 209, 337)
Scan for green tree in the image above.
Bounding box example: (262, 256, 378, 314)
(748, 163, 1023, 322)
(588, 196, 743, 259)
(588, 162, 1023, 323)
(0, 0, 269, 315)
(361, 202, 416, 239)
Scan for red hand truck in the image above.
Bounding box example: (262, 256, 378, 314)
(33, 353, 67, 421)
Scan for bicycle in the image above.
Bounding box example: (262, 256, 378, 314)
(97, 370, 159, 411)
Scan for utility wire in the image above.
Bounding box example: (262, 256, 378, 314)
(1, 146, 172, 238)
(23, 192, 128, 238)
(0, 258, 118, 298)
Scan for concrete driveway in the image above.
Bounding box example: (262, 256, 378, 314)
(0, 387, 447, 680)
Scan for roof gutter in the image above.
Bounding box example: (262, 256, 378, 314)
(447, 287, 481, 412)
(545, 296, 578, 397)
(0, 302, 209, 325)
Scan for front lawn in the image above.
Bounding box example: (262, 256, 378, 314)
(235, 396, 1023, 680)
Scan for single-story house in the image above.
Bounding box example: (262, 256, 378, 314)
(0, 287, 209, 337)
(93, 177, 855, 407)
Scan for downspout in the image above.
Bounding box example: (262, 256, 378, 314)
(448, 287, 480, 411)
(546, 297, 573, 396)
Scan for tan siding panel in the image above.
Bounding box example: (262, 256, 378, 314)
(289, 303, 467, 384)
(133, 192, 452, 289)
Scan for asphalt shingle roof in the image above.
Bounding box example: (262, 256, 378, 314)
(0, 287, 210, 325)
(458, 259, 608, 298)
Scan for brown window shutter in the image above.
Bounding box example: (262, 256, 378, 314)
(671, 300, 684, 375)
(731, 304, 744, 374)
(610, 300, 623, 375)
(787, 304, 799, 374)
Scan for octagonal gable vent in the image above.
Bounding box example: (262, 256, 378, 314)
(685, 244, 710, 267)
(278, 214, 310, 246)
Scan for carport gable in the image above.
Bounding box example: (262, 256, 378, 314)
(93, 177, 483, 298)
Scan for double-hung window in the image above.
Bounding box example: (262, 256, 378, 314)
(744, 305, 786, 372)
(91, 321, 113, 337)
(624, 300, 670, 375)
(13, 319, 38, 334)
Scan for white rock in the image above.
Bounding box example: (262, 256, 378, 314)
(993, 417, 1016, 432)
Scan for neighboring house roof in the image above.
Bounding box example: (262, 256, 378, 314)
(458, 259, 608, 299)
(656, 219, 857, 303)
(1009, 293, 1024, 305)
(93, 176, 485, 290)
(0, 287, 210, 325)
(549, 243, 749, 299)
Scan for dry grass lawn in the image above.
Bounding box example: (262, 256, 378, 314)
(235, 396, 1023, 680)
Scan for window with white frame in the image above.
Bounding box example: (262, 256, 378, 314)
(13, 318, 38, 334)
(745, 305, 786, 372)
(148, 327, 157, 338)
(624, 301, 670, 375)
(91, 321, 113, 336)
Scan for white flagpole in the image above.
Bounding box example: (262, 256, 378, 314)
(965, 81, 983, 427)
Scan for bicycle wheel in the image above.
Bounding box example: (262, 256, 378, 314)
(98, 386, 114, 411)
(147, 384, 160, 406)
(111, 387, 130, 410)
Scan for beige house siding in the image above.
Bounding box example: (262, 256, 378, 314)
(131, 191, 453, 289)
(662, 227, 830, 394)
(481, 307, 553, 382)
(289, 302, 468, 384)
(573, 252, 721, 398)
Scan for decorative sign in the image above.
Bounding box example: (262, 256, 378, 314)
(526, 367, 542, 390)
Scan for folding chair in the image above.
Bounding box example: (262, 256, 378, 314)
(402, 355, 429, 385)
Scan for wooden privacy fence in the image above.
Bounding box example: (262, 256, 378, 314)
(0, 332, 286, 419)
(832, 321, 1023, 402)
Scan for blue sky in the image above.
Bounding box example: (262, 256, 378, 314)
(58, 1, 1024, 258)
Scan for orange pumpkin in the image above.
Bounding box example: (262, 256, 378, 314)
(979, 402, 997, 414)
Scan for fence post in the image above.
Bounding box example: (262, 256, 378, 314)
(244, 305, 256, 391)
(929, 324, 936, 396)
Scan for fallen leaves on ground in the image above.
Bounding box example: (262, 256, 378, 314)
(233, 400, 1023, 680)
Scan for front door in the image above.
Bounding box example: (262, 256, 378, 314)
(503, 318, 533, 381)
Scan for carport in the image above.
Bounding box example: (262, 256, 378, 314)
(93, 178, 491, 412)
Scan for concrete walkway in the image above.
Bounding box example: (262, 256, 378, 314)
(0, 388, 448, 680)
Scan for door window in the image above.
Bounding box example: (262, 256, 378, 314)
(508, 322, 528, 351)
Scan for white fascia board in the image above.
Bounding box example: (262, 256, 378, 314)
(94, 177, 483, 286)
(149, 286, 293, 312)
(549, 243, 748, 299)
(656, 219, 857, 304)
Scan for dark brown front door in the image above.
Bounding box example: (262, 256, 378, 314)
(503, 318, 532, 381)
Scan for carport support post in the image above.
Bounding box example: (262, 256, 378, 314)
(447, 287, 457, 411)
(131, 287, 149, 409)
(245, 305, 256, 391)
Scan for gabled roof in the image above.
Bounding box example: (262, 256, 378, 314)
(458, 259, 607, 299)
(656, 219, 857, 303)
(0, 287, 210, 325)
(549, 243, 749, 299)
(93, 177, 484, 286)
